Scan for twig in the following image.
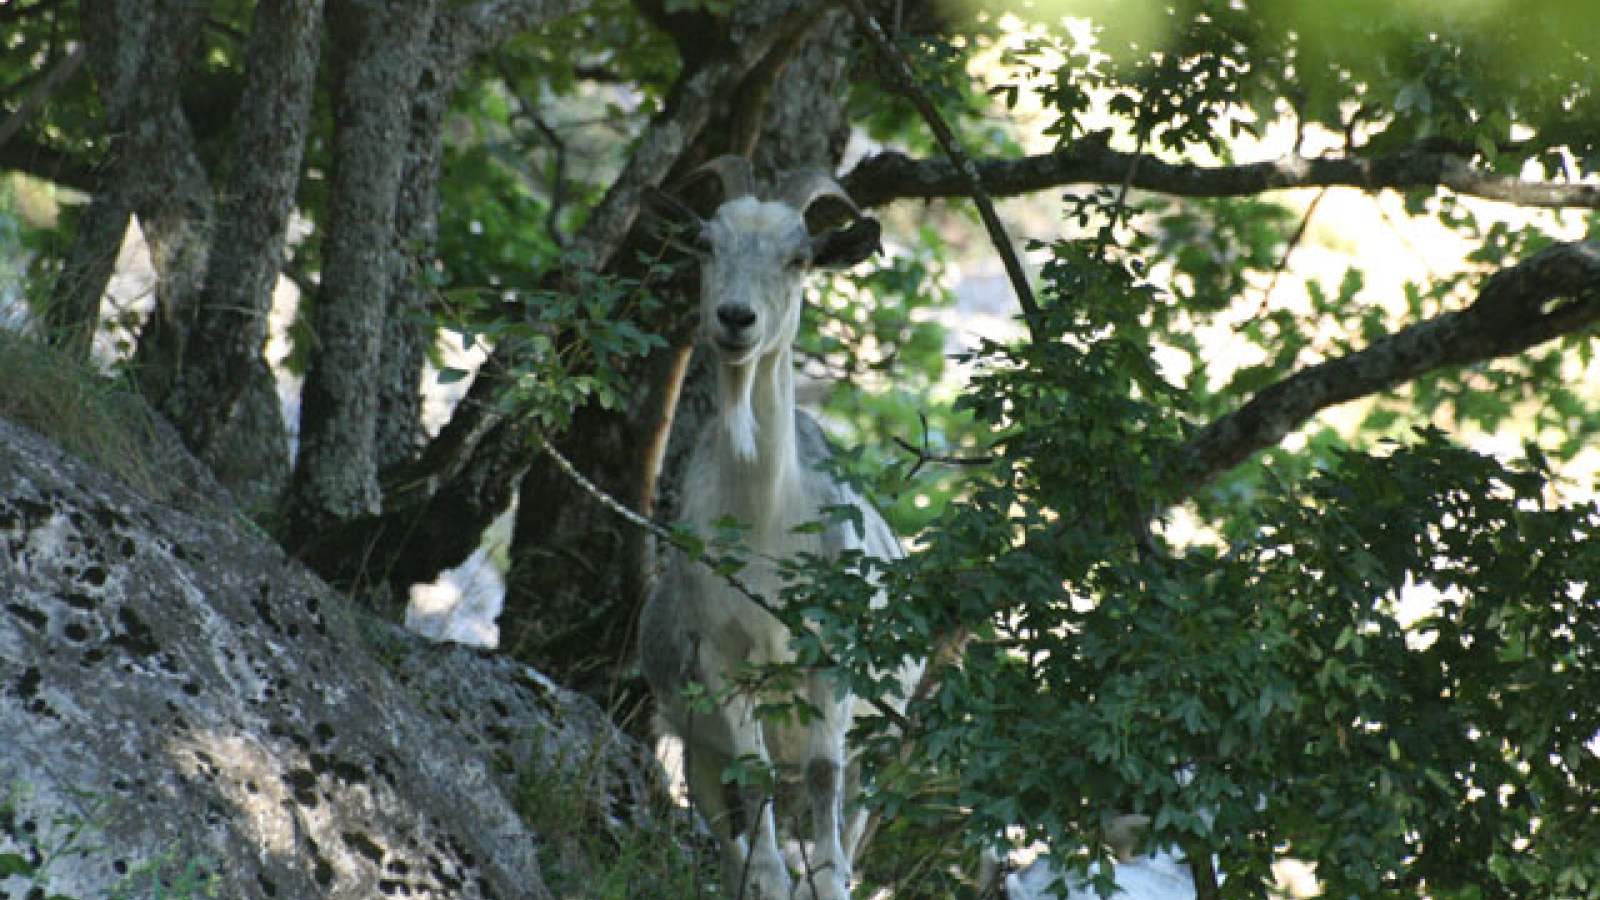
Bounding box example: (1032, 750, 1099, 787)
(1372, 194, 1438, 282)
(494, 54, 570, 249)
(892, 437, 992, 472)
(795, 832, 822, 900)
(1257, 187, 1326, 312)
(734, 793, 775, 900)
(894, 413, 992, 479)
(1095, 134, 1146, 258)
(839, 0, 1041, 334)
(686, 636, 705, 900)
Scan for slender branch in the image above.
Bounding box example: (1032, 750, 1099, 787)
(892, 437, 992, 471)
(494, 54, 570, 248)
(0, 45, 86, 150)
(838, 0, 1040, 330)
(894, 413, 992, 479)
(1372, 194, 1438, 281)
(843, 143, 1600, 211)
(1181, 241, 1600, 489)
(1254, 187, 1326, 315)
(532, 426, 917, 732)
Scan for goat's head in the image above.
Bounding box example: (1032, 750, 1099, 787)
(646, 156, 882, 368)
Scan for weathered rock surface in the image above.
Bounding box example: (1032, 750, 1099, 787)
(0, 416, 658, 899)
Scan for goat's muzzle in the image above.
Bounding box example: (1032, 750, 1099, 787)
(711, 302, 760, 359)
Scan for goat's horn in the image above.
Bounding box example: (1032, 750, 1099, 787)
(778, 168, 861, 234)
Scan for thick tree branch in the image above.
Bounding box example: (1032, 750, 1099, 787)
(90, 0, 215, 379)
(165, 0, 322, 496)
(1181, 241, 1600, 488)
(843, 143, 1600, 211)
(433, 0, 593, 74)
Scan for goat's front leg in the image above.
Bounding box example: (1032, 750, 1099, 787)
(796, 671, 855, 900)
(719, 693, 792, 900)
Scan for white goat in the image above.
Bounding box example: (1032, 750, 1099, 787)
(639, 157, 917, 900)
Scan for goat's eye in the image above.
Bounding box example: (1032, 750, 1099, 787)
(785, 252, 810, 272)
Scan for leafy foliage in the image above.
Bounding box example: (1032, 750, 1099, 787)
(5, 0, 1600, 897)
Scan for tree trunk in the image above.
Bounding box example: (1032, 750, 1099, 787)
(71, 0, 215, 402)
(117, 0, 217, 403)
(287, 0, 438, 534)
(160, 0, 324, 509)
(276, 0, 599, 595)
(41, 193, 129, 359)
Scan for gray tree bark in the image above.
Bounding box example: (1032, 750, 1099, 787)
(160, 0, 325, 510)
(48, 0, 211, 368)
(288, 0, 439, 531)
(286, 0, 592, 544)
(115, 0, 218, 404)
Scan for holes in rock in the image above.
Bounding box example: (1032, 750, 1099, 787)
(283, 768, 319, 807)
(13, 668, 41, 700)
(109, 606, 159, 656)
(343, 830, 386, 865)
(330, 760, 368, 785)
(5, 603, 48, 631)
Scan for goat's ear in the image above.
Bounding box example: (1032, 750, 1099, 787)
(639, 187, 708, 255)
(811, 217, 881, 269)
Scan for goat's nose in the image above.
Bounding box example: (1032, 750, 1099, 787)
(717, 304, 757, 331)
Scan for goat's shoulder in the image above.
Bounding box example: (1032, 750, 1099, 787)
(793, 410, 903, 561)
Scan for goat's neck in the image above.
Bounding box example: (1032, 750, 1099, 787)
(714, 346, 801, 528)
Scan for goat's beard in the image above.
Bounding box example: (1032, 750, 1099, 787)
(721, 360, 759, 463)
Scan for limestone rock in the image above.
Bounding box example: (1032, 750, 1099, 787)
(0, 416, 657, 899)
